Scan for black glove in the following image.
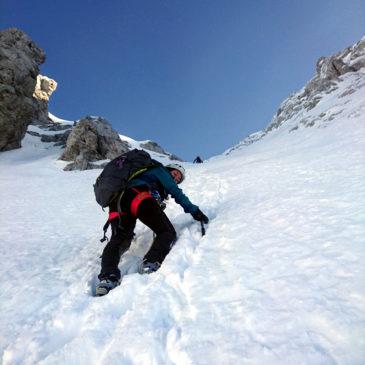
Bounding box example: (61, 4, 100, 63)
(192, 209, 209, 224)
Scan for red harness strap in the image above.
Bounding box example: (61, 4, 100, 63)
(130, 191, 153, 217)
(101, 212, 123, 242)
(108, 211, 120, 221)
(101, 189, 152, 242)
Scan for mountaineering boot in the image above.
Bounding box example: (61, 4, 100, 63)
(138, 261, 161, 275)
(95, 274, 121, 296)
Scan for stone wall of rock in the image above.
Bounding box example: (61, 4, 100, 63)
(60, 116, 130, 170)
(0, 28, 46, 151)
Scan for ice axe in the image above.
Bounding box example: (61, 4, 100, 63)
(200, 221, 206, 236)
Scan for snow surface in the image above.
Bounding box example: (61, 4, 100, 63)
(1, 78, 365, 364)
(48, 112, 74, 125)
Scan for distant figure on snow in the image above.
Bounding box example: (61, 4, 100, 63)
(193, 156, 203, 163)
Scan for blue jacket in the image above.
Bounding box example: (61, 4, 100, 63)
(129, 166, 199, 214)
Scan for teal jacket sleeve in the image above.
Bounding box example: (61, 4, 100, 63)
(154, 167, 199, 214)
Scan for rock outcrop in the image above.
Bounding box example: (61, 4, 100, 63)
(27, 128, 72, 148)
(33, 75, 57, 101)
(140, 140, 183, 161)
(227, 37, 365, 154)
(60, 116, 129, 171)
(33, 75, 58, 125)
(0, 28, 46, 151)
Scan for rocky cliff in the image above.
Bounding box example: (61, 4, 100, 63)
(226, 37, 365, 154)
(0, 28, 46, 151)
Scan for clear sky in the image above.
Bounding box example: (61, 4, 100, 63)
(1, 1, 364, 160)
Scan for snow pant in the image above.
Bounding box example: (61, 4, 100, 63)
(99, 187, 177, 280)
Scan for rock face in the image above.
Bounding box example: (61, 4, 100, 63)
(33, 75, 58, 124)
(140, 140, 183, 161)
(60, 116, 129, 171)
(227, 37, 365, 153)
(33, 75, 57, 101)
(0, 28, 46, 151)
(140, 141, 167, 154)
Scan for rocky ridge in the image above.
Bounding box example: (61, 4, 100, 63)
(28, 115, 182, 170)
(139, 140, 182, 161)
(226, 37, 365, 154)
(0, 28, 181, 168)
(57, 116, 182, 170)
(0, 28, 46, 151)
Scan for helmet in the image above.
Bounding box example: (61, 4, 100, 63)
(165, 163, 186, 183)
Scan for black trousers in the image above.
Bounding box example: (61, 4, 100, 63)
(99, 193, 177, 280)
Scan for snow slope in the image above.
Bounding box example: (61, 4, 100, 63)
(1, 79, 365, 364)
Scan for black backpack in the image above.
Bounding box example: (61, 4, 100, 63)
(93, 149, 160, 208)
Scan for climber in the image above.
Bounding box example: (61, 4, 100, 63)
(193, 156, 203, 163)
(96, 161, 209, 296)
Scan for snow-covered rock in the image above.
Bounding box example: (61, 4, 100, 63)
(227, 36, 365, 153)
(60, 116, 130, 171)
(140, 140, 183, 161)
(24, 113, 182, 168)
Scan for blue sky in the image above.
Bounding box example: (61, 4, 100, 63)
(1, 1, 364, 160)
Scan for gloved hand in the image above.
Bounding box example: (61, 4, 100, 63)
(191, 209, 209, 224)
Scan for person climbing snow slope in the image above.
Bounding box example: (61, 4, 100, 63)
(96, 159, 209, 296)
